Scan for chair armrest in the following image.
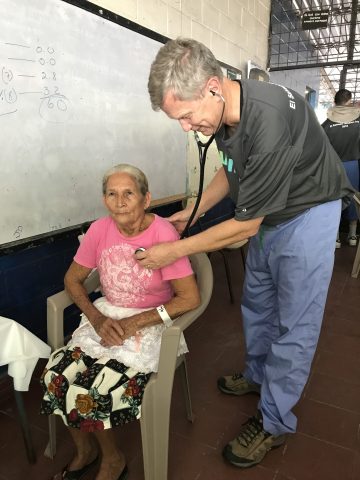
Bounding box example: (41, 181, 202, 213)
(156, 252, 213, 379)
(47, 270, 100, 351)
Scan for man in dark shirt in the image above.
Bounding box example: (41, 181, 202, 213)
(139, 38, 354, 468)
(322, 89, 360, 247)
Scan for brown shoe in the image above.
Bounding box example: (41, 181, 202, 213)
(217, 373, 260, 396)
(223, 412, 286, 468)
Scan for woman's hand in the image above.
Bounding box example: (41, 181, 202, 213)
(118, 316, 139, 341)
(99, 316, 139, 346)
(92, 314, 125, 346)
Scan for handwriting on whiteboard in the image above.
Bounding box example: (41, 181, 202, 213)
(1, 42, 71, 123)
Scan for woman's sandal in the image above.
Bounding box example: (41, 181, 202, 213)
(60, 456, 99, 480)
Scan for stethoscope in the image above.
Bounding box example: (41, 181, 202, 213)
(180, 91, 226, 239)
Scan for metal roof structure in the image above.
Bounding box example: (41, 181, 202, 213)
(269, 0, 360, 104)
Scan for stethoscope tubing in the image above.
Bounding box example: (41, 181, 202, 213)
(180, 97, 226, 239)
(180, 133, 216, 239)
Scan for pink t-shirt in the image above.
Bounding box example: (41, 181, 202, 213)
(74, 214, 193, 308)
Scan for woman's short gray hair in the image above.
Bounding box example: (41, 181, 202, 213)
(102, 164, 149, 196)
(148, 37, 223, 111)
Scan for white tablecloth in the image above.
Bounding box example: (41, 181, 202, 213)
(0, 316, 51, 391)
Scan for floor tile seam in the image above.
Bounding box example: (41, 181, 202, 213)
(319, 325, 360, 337)
(297, 431, 358, 452)
(326, 298, 358, 316)
(305, 396, 360, 415)
(272, 469, 297, 480)
(302, 397, 360, 416)
(319, 330, 360, 343)
(316, 343, 360, 357)
(170, 431, 219, 452)
(308, 371, 360, 388)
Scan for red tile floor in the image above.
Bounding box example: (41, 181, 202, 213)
(0, 242, 360, 480)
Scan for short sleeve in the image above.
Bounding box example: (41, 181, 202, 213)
(156, 218, 194, 281)
(73, 222, 98, 268)
(234, 146, 302, 221)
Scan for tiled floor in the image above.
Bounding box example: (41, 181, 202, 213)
(1, 242, 360, 480)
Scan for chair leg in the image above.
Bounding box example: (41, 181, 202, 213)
(14, 390, 36, 464)
(179, 358, 194, 423)
(44, 415, 57, 458)
(240, 246, 247, 271)
(219, 249, 235, 303)
(140, 375, 170, 480)
(351, 241, 360, 278)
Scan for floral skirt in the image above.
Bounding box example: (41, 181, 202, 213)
(40, 345, 151, 432)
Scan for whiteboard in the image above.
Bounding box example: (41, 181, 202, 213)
(0, 0, 187, 246)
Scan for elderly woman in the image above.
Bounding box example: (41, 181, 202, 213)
(40, 164, 200, 480)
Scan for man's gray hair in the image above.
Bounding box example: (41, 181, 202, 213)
(102, 164, 149, 196)
(148, 37, 223, 111)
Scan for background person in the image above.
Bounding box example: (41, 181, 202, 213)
(137, 37, 354, 468)
(41, 163, 200, 480)
(322, 88, 360, 247)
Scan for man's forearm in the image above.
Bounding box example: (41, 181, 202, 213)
(174, 216, 262, 258)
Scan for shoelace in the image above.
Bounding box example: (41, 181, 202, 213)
(236, 416, 264, 447)
(231, 372, 243, 380)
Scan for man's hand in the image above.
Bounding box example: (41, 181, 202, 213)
(135, 242, 179, 269)
(167, 204, 199, 233)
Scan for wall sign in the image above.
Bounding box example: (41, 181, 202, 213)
(302, 10, 329, 30)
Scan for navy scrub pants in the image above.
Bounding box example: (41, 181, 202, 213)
(241, 200, 341, 436)
(342, 159, 359, 221)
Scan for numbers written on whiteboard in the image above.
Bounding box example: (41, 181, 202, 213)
(13, 225, 23, 239)
(50, 224, 62, 231)
(0, 66, 18, 116)
(41, 72, 57, 81)
(0, 41, 71, 122)
(36, 45, 70, 123)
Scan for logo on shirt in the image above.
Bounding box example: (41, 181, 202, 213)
(277, 84, 296, 110)
(219, 150, 235, 173)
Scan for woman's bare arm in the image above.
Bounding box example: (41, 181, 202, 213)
(64, 261, 124, 345)
(118, 274, 200, 341)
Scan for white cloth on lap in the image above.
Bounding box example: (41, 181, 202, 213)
(68, 297, 188, 373)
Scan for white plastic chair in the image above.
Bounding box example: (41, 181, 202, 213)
(351, 192, 360, 278)
(44, 252, 213, 480)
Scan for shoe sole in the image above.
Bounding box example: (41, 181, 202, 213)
(223, 437, 285, 468)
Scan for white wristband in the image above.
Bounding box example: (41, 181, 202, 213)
(156, 305, 173, 327)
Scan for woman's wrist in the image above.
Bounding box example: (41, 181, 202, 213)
(88, 310, 106, 327)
